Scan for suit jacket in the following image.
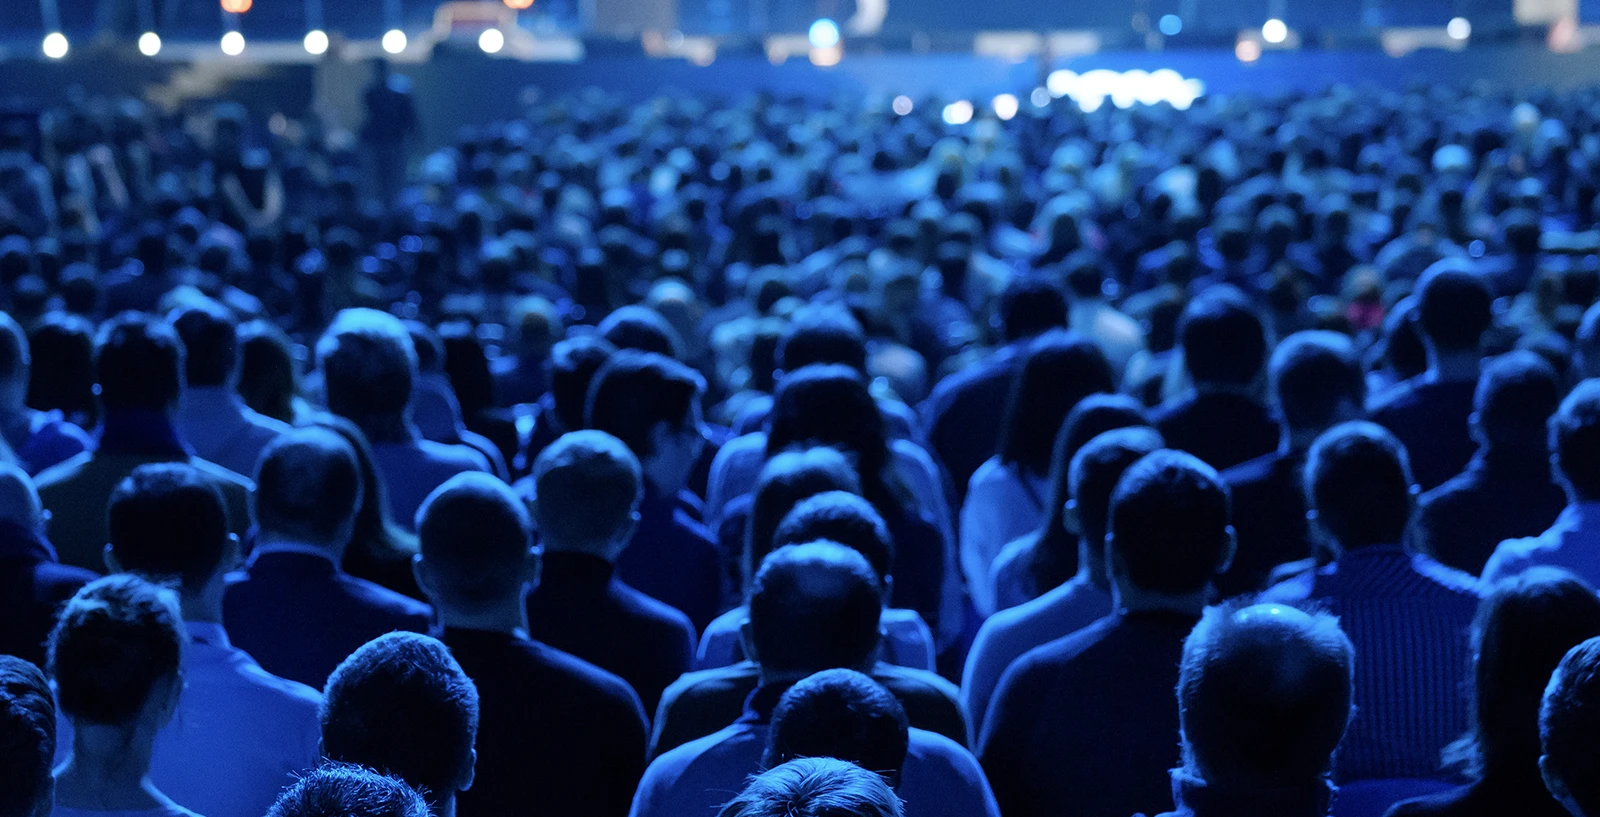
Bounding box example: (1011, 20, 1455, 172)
(618, 484, 723, 634)
(1219, 447, 1311, 597)
(224, 549, 433, 689)
(1153, 391, 1279, 472)
(1415, 451, 1567, 577)
(1369, 375, 1478, 492)
(0, 520, 95, 667)
(174, 386, 292, 480)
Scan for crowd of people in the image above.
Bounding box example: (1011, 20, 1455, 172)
(9, 66, 1600, 817)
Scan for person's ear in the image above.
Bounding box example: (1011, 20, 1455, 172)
(739, 618, 759, 666)
(1062, 501, 1080, 536)
(1217, 525, 1238, 576)
(524, 545, 543, 590)
(1540, 755, 1579, 816)
(222, 533, 243, 573)
(103, 544, 121, 575)
(412, 553, 436, 602)
(458, 748, 477, 793)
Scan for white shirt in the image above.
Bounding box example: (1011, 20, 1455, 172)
(960, 458, 1050, 618)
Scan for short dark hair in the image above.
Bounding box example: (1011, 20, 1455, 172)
(48, 575, 183, 725)
(765, 366, 890, 497)
(1542, 636, 1600, 814)
(779, 309, 869, 375)
(548, 335, 617, 433)
(1108, 450, 1232, 595)
(773, 491, 894, 588)
(109, 463, 230, 591)
(321, 633, 480, 805)
(746, 448, 862, 588)
(317, 309, 417, 428)
(719, 757, 903, 817)
(1179, 602, 1354, 785)
(1072, 428, 1165, 549)
(417, 472, 532, 611)
(0, 655, 54, 817)
(267, 763, 431, 817)
(1415, 262, 1493, 352)
(998, 276, 1069, 344)
(585, 350, 704, 460)
(763, 669, 910, 787)
(532, 431, 641, 551)
(1179, 288, 1268, 386)
(169, 300, 239, 388)
(998, 330, 1114, 477)
(96, 313, 184, 411)
(238, 321, 300, 422)
(254, 428, 364, 544)
(1305, 421, 1414, 548)
(1475, 351, 1561, 450)
(1271, 331, 1365, 432)
(598, 305, 682, 359)
(748, 543, 883, 676)
(1554, 380, 1600, 501)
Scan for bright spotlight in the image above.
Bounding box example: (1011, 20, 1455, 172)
(479, 28, 505, 53)
(1030, 87, 1051, 108)
(41, 32, 68, 59)
(304, 29, 329, 55)
(1262, 18, 1288, 44)
(808, 18, 841, 50)
(892, 95, 914, 116)
(1158, 14, 1182, 36)
(220, 30, 245, 55)
(1046, 69, 1076, 98)
(1236, 39, 1262, 62)
(992, 94, 1019, 121)
(942, 100, 974, 126)
(1447, 17, 1471, 40)
(381, 28, 407, 54)
(138, 31, 161, 55)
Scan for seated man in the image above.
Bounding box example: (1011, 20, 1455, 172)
(0, 312, 90, 475)
(524, 430, 696, 715)
(1542, 636, 1600, 817)
(0, 654, 55, 817)
(266, 763, 430, 817)
(321, 633, 479, 817)
(170, 300, 292, 479)
(1153, 288, 1278, 472)
(225, 429, 431, 689)
(37, 314, 252, 572)
(416, 473, 649, 817)
(651, 542, 967, 758)
(317, 309, 489, 532)
(49, 576, 197, 817)
(0, 462, 93, 667)
(719, 757, 904, 817)
(982, 449, 1235, 817)
(1142, 603, 1355, 817)
(1264, 422, 1478, 781)
(100, 463, 321, 817)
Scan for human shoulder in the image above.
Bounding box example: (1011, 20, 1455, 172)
(34, 450, 95, 489)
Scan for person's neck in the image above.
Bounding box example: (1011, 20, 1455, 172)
(1114, 583, 1210, 617)
(255, 533, 344, 563)
(1077, 539, 1112, 592)
(439, 598, 529, 637)
(178, 578, 228, 626)
(57, 724, 161, 810)
(1428, 349, 1482, 383)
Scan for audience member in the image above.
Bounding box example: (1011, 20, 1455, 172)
(522, 334, 616, 471)
(0, 654, 55, 817)
(169, 301, 292, 479)
(305, 414, 424, 600)
(0, 312, 90, 475)
(1541, 636, 1600, 817)
(717, 757, 904, 817)
(1153, 287, 1278, 471)
(0, 462, 93, 667)
(265, 763, 431, 817)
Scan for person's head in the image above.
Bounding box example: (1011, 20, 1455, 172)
(48, 576, 183, 739)
(997, 330, 1114, 477)
(530, 430, 641, 561)
(585, 350, 705, 494)
(1070, 428, 1166, 557)
(317, 309, 418, 437)
(169, 300, 240, 389)
(547, 335, 616, 434)
(416, 472, 536, 617)
(720, 757, 903, 817)
(778, 309, 869, 376)
(765, 366, 888, 493)
(1415, 261, 1494, 356)
(0, 656, 55, 817)
(1106, 450, 1233, 600)
(266, 763, 431, 817)
(763, 669, 910, 788)
(1178, 288, 1269, 388)
(321, 633, 479, 812)
(254, 428, 364, 552)
(107, 463, 236, 596)
(598, 305, 683, 359)
(1177, 603, 1355, 789)
(745, 542, 883, 684)
(1270, 331, 1365, 436)
(773, 492, 893, 595)
(997, 276, 1069, 344)
(95, 313, 185, 413)
(1472, 350, 1563, 455)
(1554, 380, 1600, 503)
(25, 314, 97, 426)
(0, 312, 29, 409)
(745, 448, 862, 589)
(1542, 636, 1600, 816)
(1305, 421, 1416, 551)
(237, 321, 300, 424)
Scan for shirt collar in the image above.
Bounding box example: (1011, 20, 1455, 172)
(1170, 769, 1334, 817)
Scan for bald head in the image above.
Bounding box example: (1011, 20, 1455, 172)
(0, 463, 41, 532)
(417, 473, 534, 613)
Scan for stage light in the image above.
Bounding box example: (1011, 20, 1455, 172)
(479, 28, 505, 53)
(221, 30, 245, 55)
(1158, 14, 1182, 36)
(503, 0, 534, 7)
(1236, 39, 1262, 62)
(942, 100, 974, 126)
(809, 18, 840, 50)
(41, 32, 68, 59)
(1046, 69, 1076, 98)
(892, 95, 914, 115)
(992, 94, 1019, 120)
(382, 29, 407, 54)
(1447, 17, 1471, 40)
(1262, 18, 1287, 44)
(220, 0, 252, 12)
(138, 31, 161, 56)
(1030, 87, 1051, 108)
(304, 29, 329, 54)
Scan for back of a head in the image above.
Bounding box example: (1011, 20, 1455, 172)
(748, 543, 883, 678)
(585, 349, 704, 459)
(1059, 394, 1150, 465)
(531, 430, 641, 557)
(109, 463, 230, 592)
(719, 757, 904, 817)
(170, 300, 240, 388)
(96, 313, 184, 412)
(267, 763, 432, 817)
(1108, 450, 1232, 596)
(317, 309, 417, 424)
(1416, 261, 1493, 353)
(417, 472, 532, 611)
(998, 276, 1069, 344)
(1476, 351, 1562, 451)
(48, 575, 183, 727)
(0, 655, 54, 817)
(1072, 427, 1165, 547)
(999, 330, 1115, 477)
(254, 428, 364, 546)
(779, 309, 869, 375)
(1305, 421, 1415, 549)
(321, 632, 480, 806)
(763, 669, 910, 787)
(766, 366, 885, 475)
(1271, 331, 1365, 433)
(1179, 288, 1268, 387)
(747, 448, 863, 586)
(549, 334, 617, 433)
(1178, 603, 1355, 787)
(773, 492, 893, 588)
(1554, 380, 1600, 502)
(1542, 637, 1600, 815)
(598, 305, 683, 359)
